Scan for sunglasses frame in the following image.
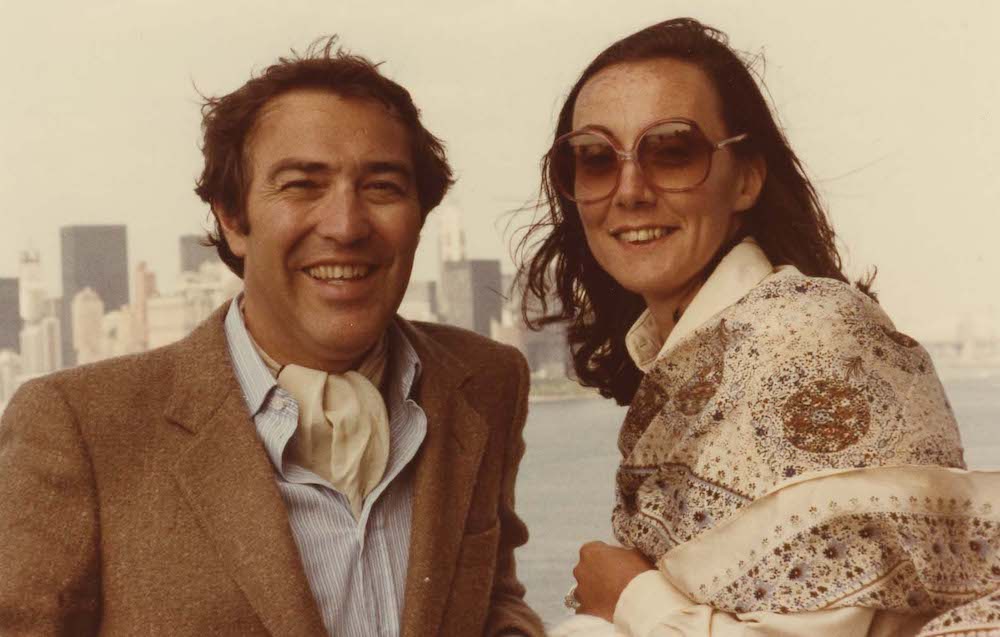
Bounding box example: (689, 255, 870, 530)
(549, 117, 748, 204)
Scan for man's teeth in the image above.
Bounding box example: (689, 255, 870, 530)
(306, 264, 372, 281)
(618, 227, 671, 243)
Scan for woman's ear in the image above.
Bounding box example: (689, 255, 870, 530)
(733, 155, 767, 212)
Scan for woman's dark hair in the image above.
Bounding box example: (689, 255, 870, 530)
(516, 18, 874, 405)
(194, 37, 453, 277)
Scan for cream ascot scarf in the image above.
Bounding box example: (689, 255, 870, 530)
(244, 310, 390, 519)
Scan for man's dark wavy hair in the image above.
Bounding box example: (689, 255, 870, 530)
(194, 37, 454, 277)
(516, 18, 875, 406)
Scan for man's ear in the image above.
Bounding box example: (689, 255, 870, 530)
(215, 207, 249, 258)
(733, 155, 767, 213)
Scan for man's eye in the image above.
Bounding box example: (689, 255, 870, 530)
(281, 180, 317, 191)
(363, 180, 410, 201)
(368, 180, 405, 194)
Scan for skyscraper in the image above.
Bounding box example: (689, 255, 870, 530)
(131, 261, 158, 351)
(0, 349, 22, 408)
(0, 278, 20, 351)
(146, 262, 241, 349)
(20, 316, 61, 376)
(437, 204, 466, 264)
(60, 225, 129, 367)
(439, 259, 503, 338)
(398, 280, 440, 323)
(490, 274, 569, 378)
(71, 287, 105, 365)
(18, 249, 45, 324)
(179, 234, 218, 273)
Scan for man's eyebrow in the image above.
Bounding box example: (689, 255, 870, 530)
(265, 159, 413, 181)
(364, 160, 413, 179)
(266, 159, 330, 181)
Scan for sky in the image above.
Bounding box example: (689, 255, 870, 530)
(1, 0, 998, 341)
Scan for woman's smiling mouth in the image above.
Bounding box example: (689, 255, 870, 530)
(611, 226, 679, 245)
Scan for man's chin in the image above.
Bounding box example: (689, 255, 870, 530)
(303, 319, 391, 367)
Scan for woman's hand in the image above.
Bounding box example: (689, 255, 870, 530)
(571, 541, 655, 622)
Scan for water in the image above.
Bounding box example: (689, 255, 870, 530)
(940, 371, 1000, 470)
(515, 373, 1000, 625)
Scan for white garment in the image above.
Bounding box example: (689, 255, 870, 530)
(550, 560, 924, 637)
(624, 237, 777, 373)
(548, 614, 620, 637)
(556, 237, 997, 636)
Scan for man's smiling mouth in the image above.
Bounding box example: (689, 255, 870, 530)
(304, 264, 374, 281)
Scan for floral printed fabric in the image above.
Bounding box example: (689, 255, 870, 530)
(613, 270, 1000, 635)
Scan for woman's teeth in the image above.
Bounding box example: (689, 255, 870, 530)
(618, 227, 671, 243)
(305, 264, 372, 281)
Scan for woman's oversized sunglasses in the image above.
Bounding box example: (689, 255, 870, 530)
(549, 118, 748, 204)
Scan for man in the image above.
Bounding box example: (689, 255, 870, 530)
(0, 40, 544, 637)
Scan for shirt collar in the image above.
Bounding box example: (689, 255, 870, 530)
(223, 295, 422, 416)
(224, 296, 276, 416)
(625, 237, 775, 372)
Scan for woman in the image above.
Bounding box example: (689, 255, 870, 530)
(517, 18, 1000, 637)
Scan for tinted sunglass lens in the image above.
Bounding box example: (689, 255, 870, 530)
(554, 133, 619, 202)
(638, 122, 711, 191)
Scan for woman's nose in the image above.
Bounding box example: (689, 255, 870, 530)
(612, 157, 655, 209)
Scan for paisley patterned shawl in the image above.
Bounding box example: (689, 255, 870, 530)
(613, 269, 1000, 635)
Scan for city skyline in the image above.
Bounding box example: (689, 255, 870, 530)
(5, 220, 998, 346)
(1, 216, 996, 413)
(0, 218, 578, 411)
(2, 1, 999, 343)
(7, 212, 999, 344)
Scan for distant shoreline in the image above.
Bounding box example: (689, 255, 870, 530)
(527, 376, 599, 403)
(528, 393, 599, 403)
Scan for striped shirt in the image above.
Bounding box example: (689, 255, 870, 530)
(224, 301, 427, 637)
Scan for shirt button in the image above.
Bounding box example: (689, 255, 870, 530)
(271, 396, 287, 411)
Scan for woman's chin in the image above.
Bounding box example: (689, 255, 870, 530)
(614, 269, 690, 300)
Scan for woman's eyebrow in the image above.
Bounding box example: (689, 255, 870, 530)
(570, 124, 616, 137)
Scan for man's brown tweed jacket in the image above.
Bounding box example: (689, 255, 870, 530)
(0, 303, 544, 636)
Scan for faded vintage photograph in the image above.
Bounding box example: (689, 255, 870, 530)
(1, 2, 997, 635)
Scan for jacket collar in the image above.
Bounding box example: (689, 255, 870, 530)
(162, 302, 327, 636)
(164, 307, 492, 636)
(162, 302, 242, 433)
(394, 318, 492, 637)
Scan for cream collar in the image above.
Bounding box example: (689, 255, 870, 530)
(625, 237, 782, 372)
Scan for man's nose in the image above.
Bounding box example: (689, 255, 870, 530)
(612, 157, 655, 209)
(315, 187, 372, 245)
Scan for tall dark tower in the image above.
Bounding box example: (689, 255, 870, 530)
(60, 225, 129, 367)
(179, 234, 218, 273)
(439, 259, 503, 338)
(0, 278, 20, 351)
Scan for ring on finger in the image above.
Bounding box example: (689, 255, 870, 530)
(564, 585, 581, 611)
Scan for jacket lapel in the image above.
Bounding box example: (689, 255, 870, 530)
(164, 305, 326, 637)
(396, 320, 492, 637)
